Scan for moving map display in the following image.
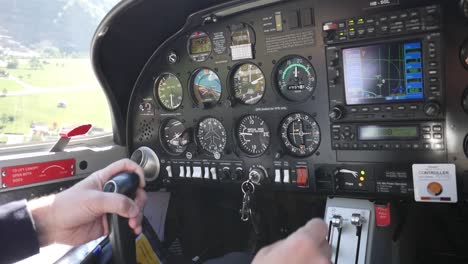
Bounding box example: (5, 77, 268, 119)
(343, 41, 424, 105)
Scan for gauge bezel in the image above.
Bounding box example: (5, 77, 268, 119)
(189, 68, 222, 108)
(196, 116, 227, 155)
(228, 62, 266, 105)
(154, 72, 184, 111)
(272, 55, 317, 102)
(187, 31, 212, 62)
(159, 118, 188, 156)
(228, 22, 256, 46)
(279, 112, 321, 157)
(235, 114, 271, 156)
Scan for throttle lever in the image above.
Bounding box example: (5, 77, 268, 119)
(103, 172, 140, 264)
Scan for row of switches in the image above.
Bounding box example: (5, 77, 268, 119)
(274, 169, 291, 183)
(165, 166, 218, 180)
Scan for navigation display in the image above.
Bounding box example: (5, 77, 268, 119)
(343, 41, 424, 105)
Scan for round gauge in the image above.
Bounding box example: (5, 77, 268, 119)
(274, 56, 317, 101)
(231, 63, 265, 105)
(191, 68, 222, 106)
(187, 31, 212, 62)
(280, 113, 320, 157)
(237, 115, 270, 155)
(155, 73, 183, 110)
(161, 118, 189, 154)
(197, 117, 227, 154)
(460, 38, 468, 70)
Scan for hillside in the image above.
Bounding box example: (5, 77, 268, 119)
(0, 0, 118, 53)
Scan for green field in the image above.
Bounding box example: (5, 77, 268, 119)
(0, 88, 111, 134)
(0, 58, 112, 143)
(0, 79, 24, 92)
(3, 58, 97, 88)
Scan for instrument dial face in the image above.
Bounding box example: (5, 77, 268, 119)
(161, 118, 189, 154)
(155, 73, 183, 110)
(275, 56, 317, 101)
(232, 63, 265, 105)
(187, 31, 212, 62)
(191, 68, 222, 106)
(280, 113, 320, 157)
(197, 117, 227, 154)
(237, 115, 270, 155)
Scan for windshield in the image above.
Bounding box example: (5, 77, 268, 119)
(0, 0, 119, 146)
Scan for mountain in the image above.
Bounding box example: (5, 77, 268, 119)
(0, 0, 118, 53)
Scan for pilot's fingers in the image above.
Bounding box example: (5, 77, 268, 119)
(134, 188, 148, 209)
(90, 191, 140, 218)
(95, 159, 146, 188)
(129, 211, 144, 234)
(301, 218, 329, 245)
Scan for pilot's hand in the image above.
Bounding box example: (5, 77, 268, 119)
(252, 218, 332, 264)
(27, 159, 147, 247)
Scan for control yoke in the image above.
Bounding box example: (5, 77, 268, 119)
(103, 172, 140, 264)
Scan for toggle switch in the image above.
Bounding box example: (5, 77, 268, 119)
(210, 167, 218, 180)
(179, 166, 185, 177)
(192, 166, 202, 178)
(165, 166, 172, 178)
(283, 169, 290, 183)
(204, 167, 210, 179)
(297, 167, 308, 187)
(275, 169, 282, 183)
(185, 166, 191, 178)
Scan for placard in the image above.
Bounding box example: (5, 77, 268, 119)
(412, 164, 457, 203)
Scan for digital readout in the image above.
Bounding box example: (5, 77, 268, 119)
(190, 36, 211, 54)
(358, 125, 419, 140)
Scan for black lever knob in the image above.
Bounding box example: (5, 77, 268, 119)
(423, 102, 441, 117)
(329, 106, 345, 121)
(103, 172, 140, 264)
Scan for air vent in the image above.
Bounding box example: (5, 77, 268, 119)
(136, 118, 156, 142)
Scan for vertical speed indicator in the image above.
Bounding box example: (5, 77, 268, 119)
(274, 56, 317, 102)
(237, 115, 270, 155)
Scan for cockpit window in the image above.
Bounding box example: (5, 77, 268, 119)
(0, 0, 119, 146)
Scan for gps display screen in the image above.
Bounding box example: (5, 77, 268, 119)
(343, 41, 424, 105)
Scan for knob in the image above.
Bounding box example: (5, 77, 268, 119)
(249, 167, 267, 185)
(221, 167, 231, 180)
(423, 102, 441, 117)
(328, 59, 338, 67)
(130, 146, 160, 182)
(329, 106, 345, 121)
(233, 167, 244, 181)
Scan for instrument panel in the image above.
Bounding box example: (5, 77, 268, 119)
(128, 0, 468, 199)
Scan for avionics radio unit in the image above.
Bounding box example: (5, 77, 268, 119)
(323, 5, 444, 122)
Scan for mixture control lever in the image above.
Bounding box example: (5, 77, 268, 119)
(103, 172, 140, 264)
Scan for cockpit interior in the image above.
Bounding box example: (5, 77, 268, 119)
(2, 0, 468, 263)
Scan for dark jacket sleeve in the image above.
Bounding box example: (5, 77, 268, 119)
(0, 200, 40, 264)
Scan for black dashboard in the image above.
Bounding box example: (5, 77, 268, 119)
(127, 0, 468, 201)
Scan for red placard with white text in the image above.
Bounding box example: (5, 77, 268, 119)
(1, 159, 75, 188)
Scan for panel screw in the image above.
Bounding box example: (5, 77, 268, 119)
(2, 183, 6, 188)
(1, 171, 5, 177)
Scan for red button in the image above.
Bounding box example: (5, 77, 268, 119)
(297, 167, 308, 187)
(375, 203, 391, 227)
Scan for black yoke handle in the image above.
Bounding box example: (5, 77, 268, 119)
(103, 172, 140, 264)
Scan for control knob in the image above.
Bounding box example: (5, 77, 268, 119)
(249, 167, 267, 185)
(221, 167, 231, 180)
(329, 106, 345, 121)
(423, 101, 441, 117)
